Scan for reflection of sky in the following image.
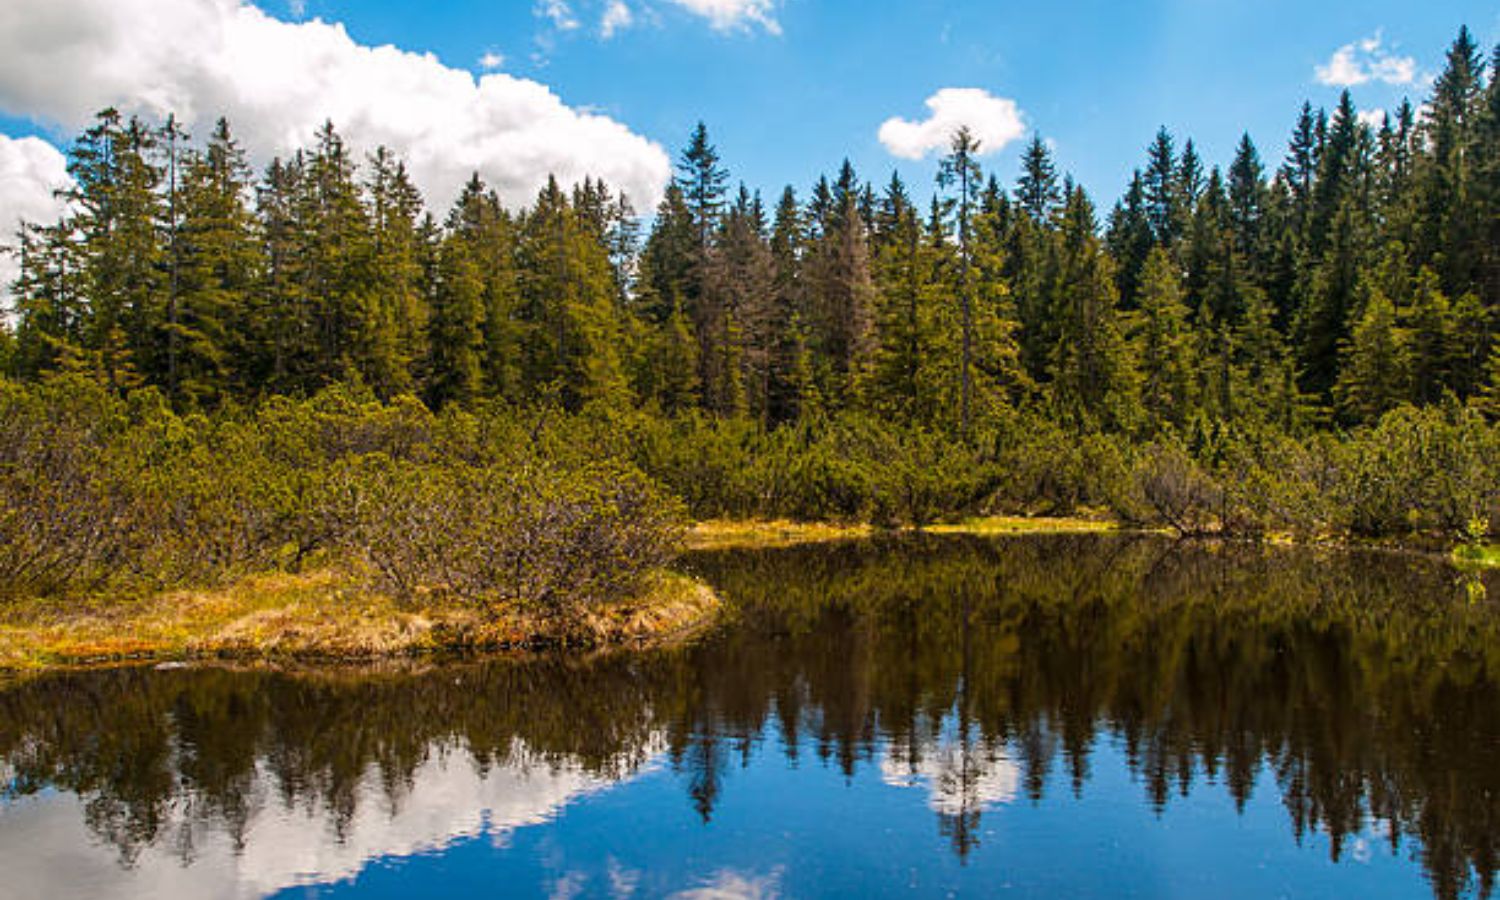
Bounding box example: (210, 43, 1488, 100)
(0, 739, 651, 900)
(0, 726, 1440, 899)
(880, 737, 1019, 816)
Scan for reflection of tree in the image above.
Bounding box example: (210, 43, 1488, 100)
(1, 535, 1499, 898)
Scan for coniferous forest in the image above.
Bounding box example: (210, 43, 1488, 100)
(3, 27, 1500, 605)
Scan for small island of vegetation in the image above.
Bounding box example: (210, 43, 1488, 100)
(2, 27, 1498, 669)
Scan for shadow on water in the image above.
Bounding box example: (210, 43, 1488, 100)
(2, 533, 1499, 898)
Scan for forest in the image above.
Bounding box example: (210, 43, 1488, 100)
(1, 27, 1499, 604)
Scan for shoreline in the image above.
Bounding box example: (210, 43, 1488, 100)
(2, 519, 1492, 675)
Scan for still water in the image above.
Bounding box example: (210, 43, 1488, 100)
(2, 534, 1499, 899)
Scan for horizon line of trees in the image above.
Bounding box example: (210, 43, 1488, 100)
(4, 26, 1499, 437)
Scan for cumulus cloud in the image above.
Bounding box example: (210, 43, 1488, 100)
(0, 134, 73, 293)
(601, 1, 633, 38)
(1356, 108, 1387, 129)
(663, 0, 780, 34)
(0, 0, 672, 211)
(878, 88, 1026, 160)
(1315, 32, 1417, 87)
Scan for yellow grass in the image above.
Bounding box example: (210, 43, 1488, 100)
(0, 569, 719, 671)
(927, 515, 1119, 536)
(687, 519, 876, 550)
(687, 515, 1117, 550)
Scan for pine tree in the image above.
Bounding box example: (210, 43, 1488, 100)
(253, 154, 313, 394)
(1132, 247, 1196, 426)
(678, 122, 728, 254)
(1227, 134, 1267, 282)
(1049, 187, 1139, 431)
(10, 221, 87, 378)
(1106, 171, 1153, 308)
(1143, 127, 1182, 249)
(425, 231, 485, 408)
(299, 121, 378, 388)
(448, 173, 522, 401)
(1475, 341, 1500, 419)
(172, 118, 261, 405)
(1334, 289, 1408, 423)
(1418, 27, 1485, 294)
(765, 186, 806, 423)
(1406, 267, 1456, 404)
(64, 109, 165, 392)
(938, 127, 983, 436)
(365, 146, 429, 397)
(516, 177, 631, 410)
(804, 174, 877, 409)
(1015, 135, 1061, 221)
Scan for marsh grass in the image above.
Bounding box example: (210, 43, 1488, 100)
(0, 568, 717, 671)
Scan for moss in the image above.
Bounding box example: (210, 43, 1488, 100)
(0, 568, 720, 672)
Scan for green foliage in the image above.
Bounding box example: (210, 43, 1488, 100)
(0, 378, 685, 610)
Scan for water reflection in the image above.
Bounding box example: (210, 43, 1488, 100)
(1, 534, 1497, 898)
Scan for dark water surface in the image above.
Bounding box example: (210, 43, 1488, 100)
(3, 534, 1500, 899)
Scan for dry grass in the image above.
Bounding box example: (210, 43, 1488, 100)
(927, 515, 1120, 536)
(687, 519, 876, 550)
(0, 569, 719, 671)
(687, 515, 1118, 551)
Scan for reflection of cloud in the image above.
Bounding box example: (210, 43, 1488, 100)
(670, 867, 785, 900)
(608, 857, 642, 897)
(0, 738, 661, 900)
(881, 739, 1019, 816)
(551, 870, 590, 900)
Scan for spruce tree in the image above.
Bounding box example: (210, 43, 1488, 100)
(938, 127, 983, 436)
(1335, 289, 1408, 423)
(1015, 135, 1061, 221)
(1132, 247, 1196, 426)
(173, 118, 260, 405)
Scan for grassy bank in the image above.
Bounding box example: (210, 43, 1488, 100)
(0, 569, 718, 671)
(687, 515, 1119, 551)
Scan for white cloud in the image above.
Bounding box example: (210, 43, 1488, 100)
(478, 50, 505, 71)
(878, 88, 1027, 160)
(662, 0, 780, 35)
(538, 0, 581, 31)
(1315, 32, 1418, 87)
(0, 134, 73, 294)
(1356, 108, 1387, 129)
(0, 0, 671, 212)
(601, 1, 633, 39)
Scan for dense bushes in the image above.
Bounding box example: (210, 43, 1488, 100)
(337, 456, 681, 613)
(1, 375, 1495, 606)
(0, 377, 684, 610)
(565, 400, 1500, 541)
(1109, 406, 1500, 539)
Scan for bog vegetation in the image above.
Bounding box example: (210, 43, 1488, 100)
(2, 28, 1499, 603)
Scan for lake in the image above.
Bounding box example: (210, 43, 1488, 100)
(2, 534, 1498, 899)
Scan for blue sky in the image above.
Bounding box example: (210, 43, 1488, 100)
(323, 0, 1497, 203)
(0, 0, 1496, 230)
